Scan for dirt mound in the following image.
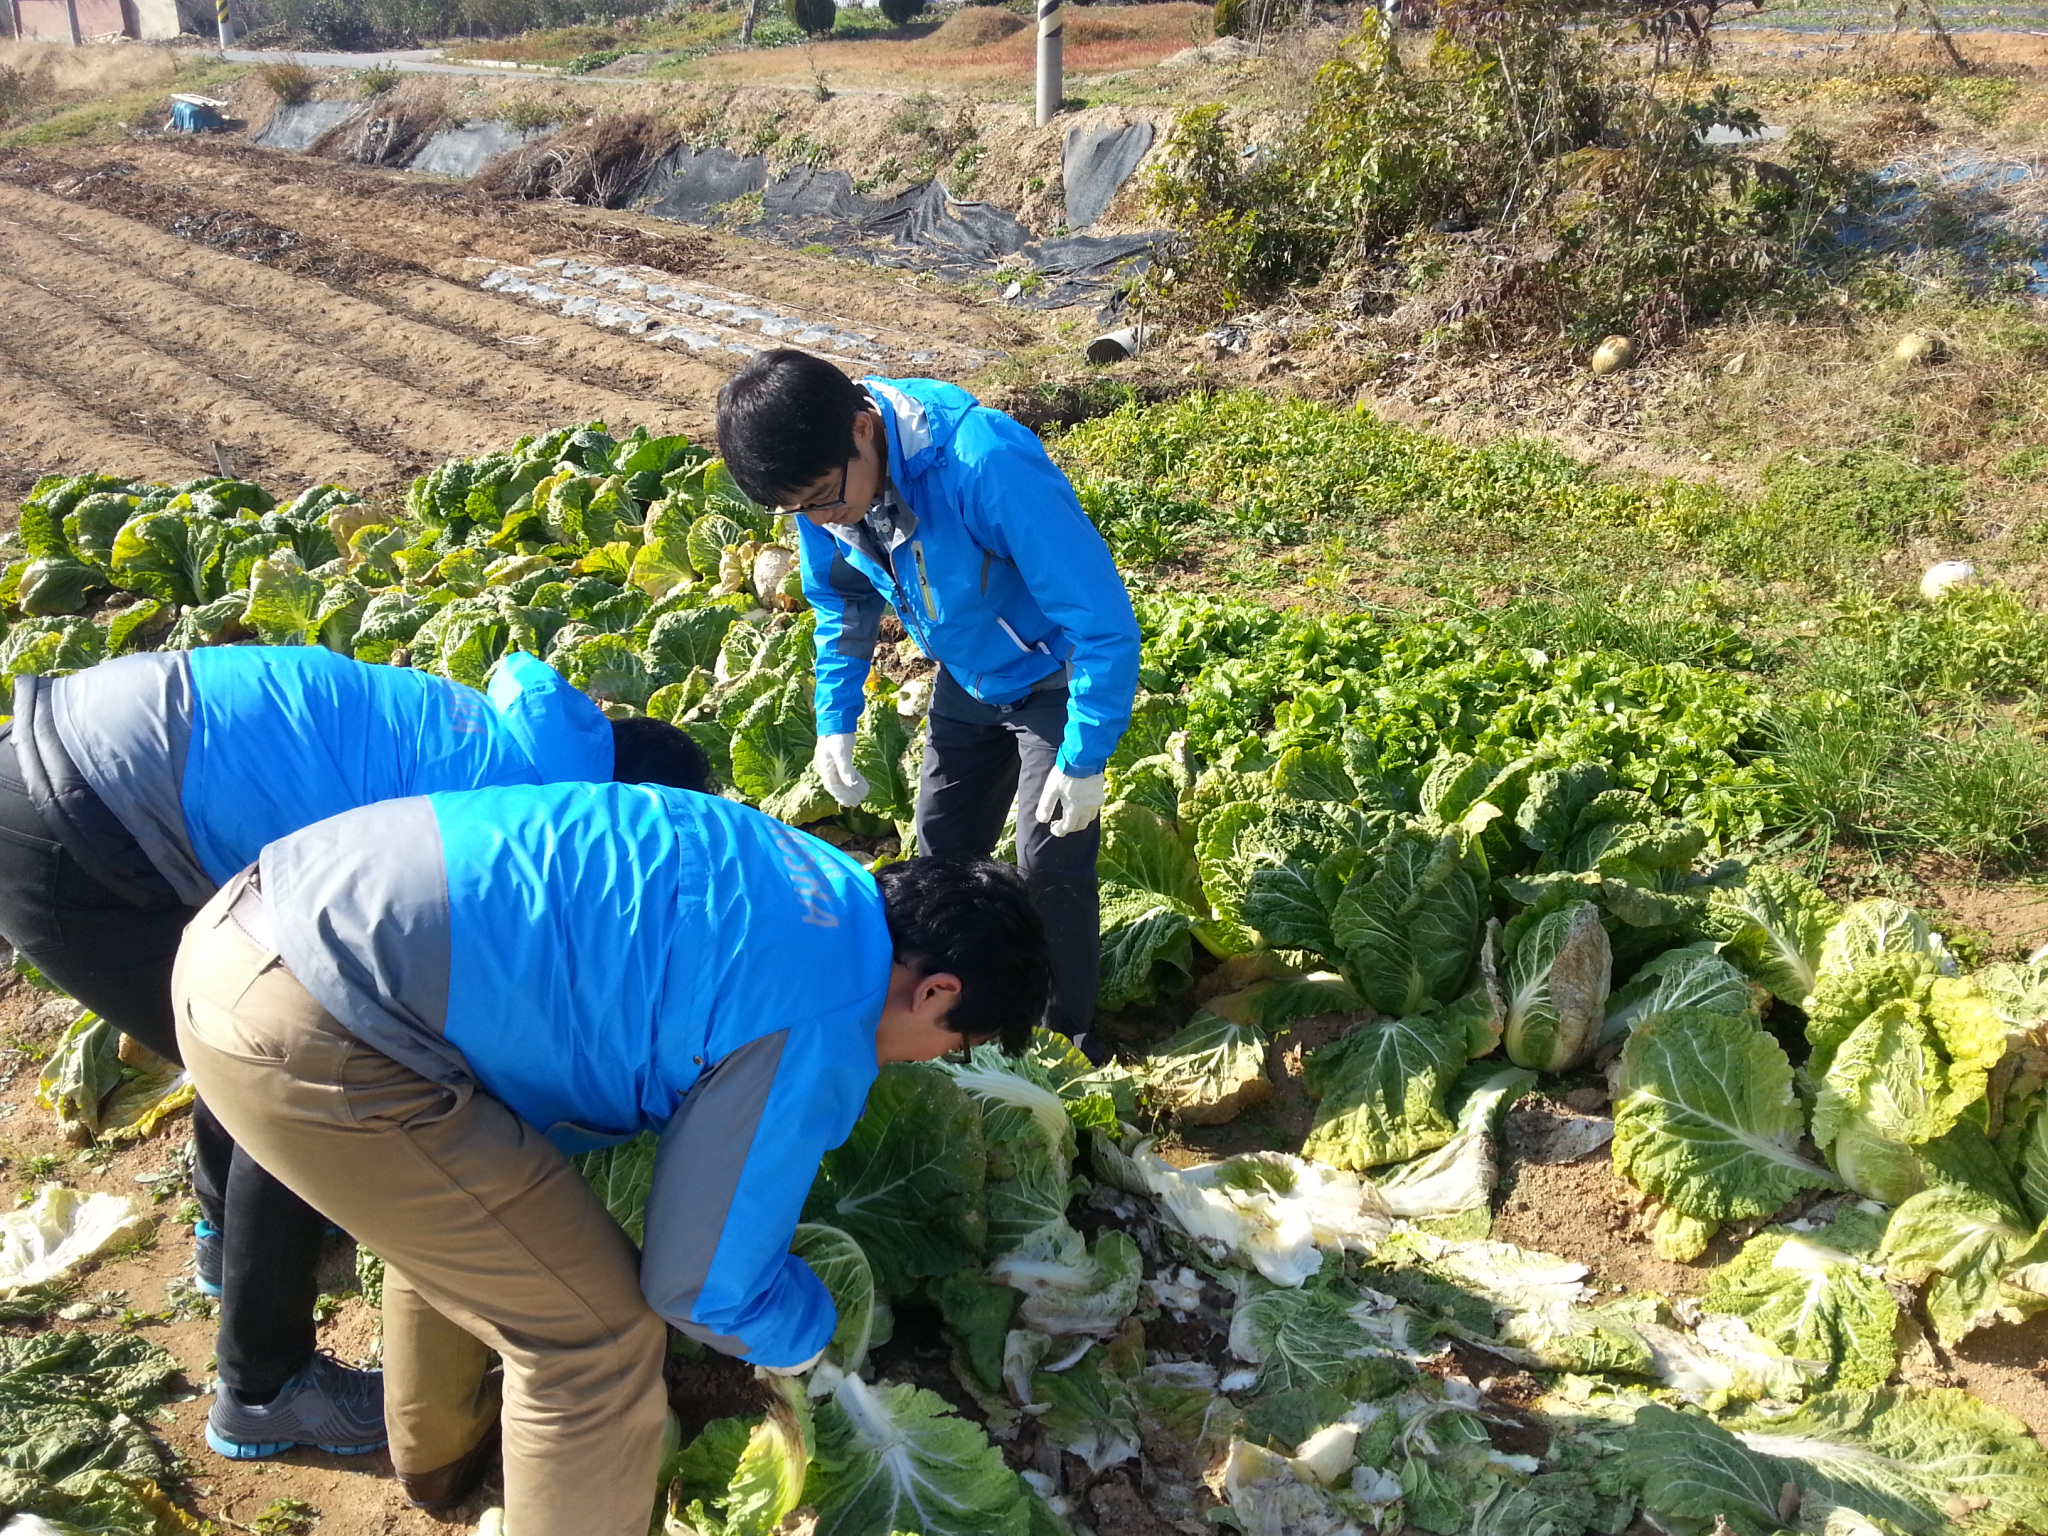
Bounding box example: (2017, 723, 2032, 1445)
(475, 112, 677, 209)
(921, 7, 1028, 47)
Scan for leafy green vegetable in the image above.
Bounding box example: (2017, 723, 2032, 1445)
(989, 1228, 1141, 1338)
(1625, 1390, 2048, 1536)
(1700, 863, 1838, 1006)
(1227, 1285, 1379, 1397)
(1140, 1003, 1273, 1126)
(809, 1375, 1032, 1536)
(109, 511, 228, 607)
(1331, 824, 1486, 1017)
(804, 1065, 986, 1298)
(1881, 1184, 2048, 1345)
(1603, 941, 1754, 1044)
(1027, 1325, 1144, 1473)
(1811, 979, 2006, 1204)
(1702, 1222, 1898, 1390)
(1302, 1012, 1470, 1170)
(0, 1331, 179, 1481)
(573, 1133, 659, 1244)
(1499, 899, 1612, 1073)
(1612, 1008, 1837, 1222)
(1378, 1061, 1537, 1220)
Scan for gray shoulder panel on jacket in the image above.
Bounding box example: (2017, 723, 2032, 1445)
(47, 653, 212, 906)
(260, 798, 470, 1094)
(638, 1029, 789, 1354)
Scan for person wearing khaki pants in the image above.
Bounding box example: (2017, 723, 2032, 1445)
(175, 897, 667, 1525)
(173, 780, 1050, 1536)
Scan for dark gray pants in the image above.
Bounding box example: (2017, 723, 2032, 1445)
(914, 667, 1099, 1040)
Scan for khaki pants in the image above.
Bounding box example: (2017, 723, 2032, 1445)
(173, 877, 668, 1536)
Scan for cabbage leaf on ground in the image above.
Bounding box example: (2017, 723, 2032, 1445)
(1701, 1210, 1897, 1390)
(1623, 1389, 2048, 1536)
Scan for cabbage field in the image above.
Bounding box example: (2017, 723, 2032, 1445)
(9, 424, 2048, 1536)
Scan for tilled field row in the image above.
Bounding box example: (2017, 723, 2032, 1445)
(0, 183, 720, 494)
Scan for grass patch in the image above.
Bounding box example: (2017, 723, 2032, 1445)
(0, 61, 245, 147)
(1051, 388, 1838, 595)
(1055, 389, 2048, 875)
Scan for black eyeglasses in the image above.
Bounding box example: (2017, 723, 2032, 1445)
(779, 460, 849, 517)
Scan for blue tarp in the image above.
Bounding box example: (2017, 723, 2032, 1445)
(169, 101, 223, 134)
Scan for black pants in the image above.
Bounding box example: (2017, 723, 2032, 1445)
(0, 747, 325, 1400)
(914, 667, 1100, 1039)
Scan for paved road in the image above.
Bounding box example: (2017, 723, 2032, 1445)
(217, 45, 572, 79)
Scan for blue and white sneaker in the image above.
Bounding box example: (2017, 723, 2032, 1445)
(193, 1220, 223, 1298)
(206, 1352, 387, 1460)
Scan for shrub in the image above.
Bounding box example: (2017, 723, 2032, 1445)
(786, 0, 836, 34)
(358, 65, 402, 96)
(504, 97, 565, 133)
(258, 62, 321, 106)
(1214, 0, 1288, 38)
(1145, 12, 1855, 340)
(0, 63, 50, 128)
(879, 0, 925, 24)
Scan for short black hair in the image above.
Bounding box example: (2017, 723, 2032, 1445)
(610, 717, 714, 794)
(715, 348, 871, 510)
(874, 857, 1049, 1055)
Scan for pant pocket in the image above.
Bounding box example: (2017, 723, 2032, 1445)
(0, 823, 66, 955)
(177, 928, 295, 1064)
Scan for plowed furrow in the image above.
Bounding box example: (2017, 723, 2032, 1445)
(0, 219, 518, 465)
(0, 183, 706, 429)
(380, 274, 731, 415)
(0, 355, 211, 485)
(0, 272, 395, 489)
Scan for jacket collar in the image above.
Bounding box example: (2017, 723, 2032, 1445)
(864, 379, 935, 486)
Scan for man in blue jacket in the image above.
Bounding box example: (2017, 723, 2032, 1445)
(172, 783, 1047, 1536)
(0, 646, 709, 1470)
(716, 350, 1139, 1053)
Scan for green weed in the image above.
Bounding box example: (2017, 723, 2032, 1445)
(1938, 74, 2020, 126)
(252, 1498, 319, 1536)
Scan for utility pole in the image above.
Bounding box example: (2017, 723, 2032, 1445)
(63, 0, 80, 44)
(1035, 0, 1062, 128)
(215, 0, 232, 50)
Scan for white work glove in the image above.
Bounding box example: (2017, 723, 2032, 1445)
(759, 1346, 828, 1378)
(1034, 768, 1106, 838)
(814, 733, 869, 808)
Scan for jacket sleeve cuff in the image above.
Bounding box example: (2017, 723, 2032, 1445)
(1055, 748, 1110, 779)
(816, 698, 867, 737)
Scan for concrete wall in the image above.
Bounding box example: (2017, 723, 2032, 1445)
(14, 0, 76, 40)
(13, 0, 155, 38)
(132, 0, 182, 37)
(8, 0, 185, 39)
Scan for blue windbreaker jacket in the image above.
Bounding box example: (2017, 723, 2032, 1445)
(21, 647, 611, 906)
(256, 783, 889, 1369)
(796, 377, 1140, 777)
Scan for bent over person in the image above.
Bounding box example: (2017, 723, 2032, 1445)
(0, 645, 709, 1467)
(171, 782, 1049, 1536)
(717, 349, 1140, 1054)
